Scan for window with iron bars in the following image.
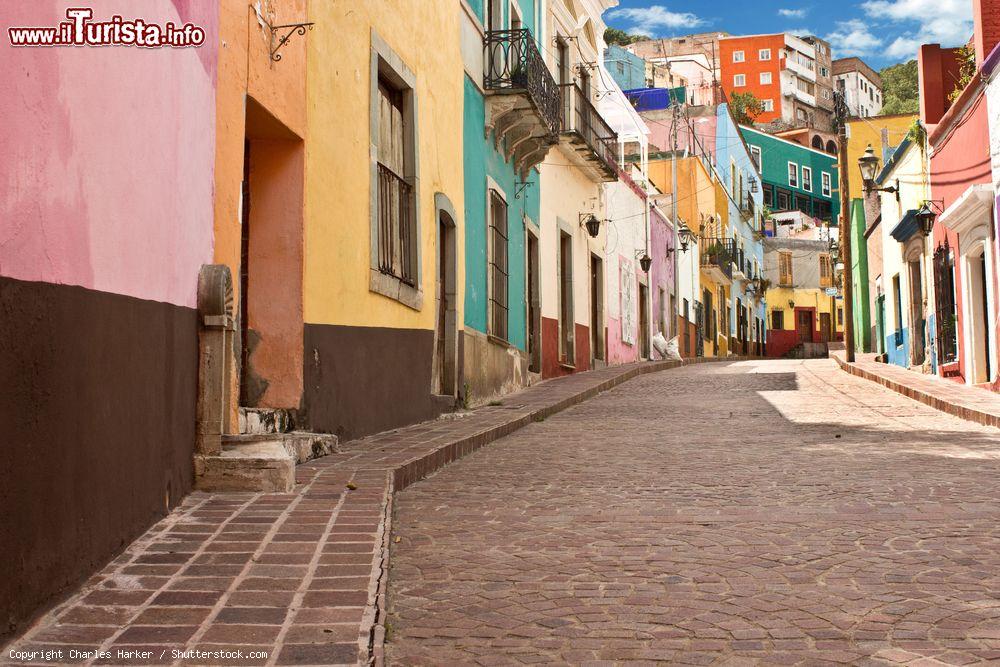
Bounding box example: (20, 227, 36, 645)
(489, 189, 509, 341)
(934, 241, 958, 363)
(376, 76, 415, 285)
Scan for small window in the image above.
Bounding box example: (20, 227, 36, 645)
(802, 166, 812, 192)
(759, 48, 771, 61)
(761, 98, 774, 112)
(821, 172, 831, 197)
(760, 71, 772, 85)
(779, 251, 793, 286)
(820, 66, 828, 77)
(777, 190, 790, 210)
(733, 50, 745, 63)
(788, 162, 799, 188)
(750, 145, 761, 168)
(734, 74, 746, 87)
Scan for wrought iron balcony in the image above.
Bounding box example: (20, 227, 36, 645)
(483, 29, 560, 175)
(700, 238, 734, 283)
(559, 83, 619, 182)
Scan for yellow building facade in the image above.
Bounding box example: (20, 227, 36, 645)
(301, 1, 466, 440)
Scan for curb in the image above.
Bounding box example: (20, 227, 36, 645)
(361, 355, 762, 665)
(835, 356, 1000, 429)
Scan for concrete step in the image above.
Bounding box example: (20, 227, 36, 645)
(432, 394, 457, 414)
(194, 442, 294, 493)
(223, 431, 338, 464)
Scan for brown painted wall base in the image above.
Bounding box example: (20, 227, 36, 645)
(302, 324, 440, 442)
(0, 276, 197, 643)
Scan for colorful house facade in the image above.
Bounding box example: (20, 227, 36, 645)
(764, 236, 844, 357)
(460, 0, 552, 403)
(1, 0, 219, 641)
(741, 125, 840, 226)
(538, 0, 620, 377)
(845, 114, 918, 354)
(717, 104, 767, 355)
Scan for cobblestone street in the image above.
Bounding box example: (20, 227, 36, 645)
(387, 359, 1000, 665)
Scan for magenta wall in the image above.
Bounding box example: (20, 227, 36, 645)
(0, 0, 218, 307)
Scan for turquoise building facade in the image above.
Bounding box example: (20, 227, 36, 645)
(740, 126, 840, 225)
(604, 44, 647, 91)
(460, 0, 546, 403)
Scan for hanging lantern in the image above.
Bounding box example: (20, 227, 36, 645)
(581, 213, 602, 238)
(639, 254, 652, 273)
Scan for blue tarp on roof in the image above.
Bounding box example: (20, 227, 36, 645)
(623, 87, 687, 111)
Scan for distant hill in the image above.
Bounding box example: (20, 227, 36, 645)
(605, 28, 650, 47)
(879, 60, 919, 115)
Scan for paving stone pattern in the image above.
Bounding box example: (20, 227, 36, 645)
(387, 359, 1000, 666)
(2, 359, 688, 667)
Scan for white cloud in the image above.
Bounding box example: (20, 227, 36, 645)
(861, 0, 972, 60)
(606, 5, 707, 35)
(885, 35, 920, 60)
(825, 19, 883, 57)
(778, 8, 808, 18)
(786, 27, 817, 38)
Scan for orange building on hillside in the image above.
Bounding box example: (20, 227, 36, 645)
(719, 33, 835, 132)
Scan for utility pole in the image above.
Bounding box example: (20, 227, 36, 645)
(835, 90, 856, 362)
(671, 99, 681, 345)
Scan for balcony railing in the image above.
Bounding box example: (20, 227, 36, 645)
(560, 83, 619, 176)
(484, 29, 561, 136)
(700, 238, 734, 281)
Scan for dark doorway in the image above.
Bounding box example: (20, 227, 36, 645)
(638, 283, 650, 359)
(526, 229, 541, 373)
(590, 254, 604, 363)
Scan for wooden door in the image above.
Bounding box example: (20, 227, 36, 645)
(819, 312, 832, 342)
(796, 310, 813, 343)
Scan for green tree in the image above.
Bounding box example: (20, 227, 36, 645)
(729, 91, 765, 126)
(879, 60, 919, 115)
(604, 27, 649, 46)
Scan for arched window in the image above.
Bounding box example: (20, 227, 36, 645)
(826, 140, 837, 154)
(811, 135, 823, 150)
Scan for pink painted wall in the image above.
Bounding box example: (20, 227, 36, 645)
(0, 0, 218, 308)
(644, 110, 717, 160)
(650, 207, 675, 338)
(929, 87, 991, 384)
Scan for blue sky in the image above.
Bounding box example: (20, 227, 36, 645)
(603, 0, 974, 67)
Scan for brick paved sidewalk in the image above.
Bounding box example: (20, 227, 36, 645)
(3, 357, 736, 667)
(833, 349, 1000, 429)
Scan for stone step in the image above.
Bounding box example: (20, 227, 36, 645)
(223, 431, 339, 464)
(432, 394, 458, 414)
(238, 407, 296, 435)
(194, 442, 294, 493)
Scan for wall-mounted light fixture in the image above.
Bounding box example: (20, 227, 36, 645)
(858, 144, 899, 201)
(580, 213, 603, 238)
(915, 199, 945, 236)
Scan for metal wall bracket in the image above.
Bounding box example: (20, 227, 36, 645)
(269, 22, 314, 62)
